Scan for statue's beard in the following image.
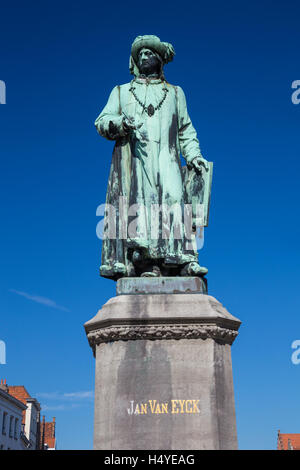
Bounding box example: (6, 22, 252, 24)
(139, 56, 161, 76)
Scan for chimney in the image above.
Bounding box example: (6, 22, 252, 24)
(0, 379, 8, 392)
(52, 417, 56, 437)
(40, 415, 45, 450)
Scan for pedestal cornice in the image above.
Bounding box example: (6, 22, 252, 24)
(84, 293, 241, 355)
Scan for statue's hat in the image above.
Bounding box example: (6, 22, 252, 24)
(131, 35, 175, 65)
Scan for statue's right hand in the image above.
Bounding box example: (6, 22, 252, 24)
(122, 117, 137, 133)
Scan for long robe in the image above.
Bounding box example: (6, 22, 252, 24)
(95, 77, 203, 279)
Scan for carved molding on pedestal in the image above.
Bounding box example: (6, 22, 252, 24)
(86, 322, 238, 354)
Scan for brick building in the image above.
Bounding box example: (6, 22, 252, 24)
(0, 379, 56, 450)
(40, 416, 56, 450)
(277, 430, 300, 450)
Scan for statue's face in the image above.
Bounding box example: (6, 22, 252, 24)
(138, 48, 161, 76)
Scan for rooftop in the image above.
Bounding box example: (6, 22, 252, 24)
(277, 430, 300, 450)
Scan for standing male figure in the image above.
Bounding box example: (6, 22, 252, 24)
(95, 35, 209, 280)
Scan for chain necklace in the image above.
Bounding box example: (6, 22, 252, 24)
(129, 79, 169, 117)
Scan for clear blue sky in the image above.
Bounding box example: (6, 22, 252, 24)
(1, 0, 300, 450)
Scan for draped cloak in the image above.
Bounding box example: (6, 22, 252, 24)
(95, 77, 204, 279)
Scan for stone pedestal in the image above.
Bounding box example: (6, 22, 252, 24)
(84, 278, 241, 450)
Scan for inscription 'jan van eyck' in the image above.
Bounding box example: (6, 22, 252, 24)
(127, 399, 200, 415)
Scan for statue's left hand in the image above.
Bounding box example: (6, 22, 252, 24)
(191, 156, 209, 173)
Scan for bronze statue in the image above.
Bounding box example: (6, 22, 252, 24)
(95, 35, 212, 280)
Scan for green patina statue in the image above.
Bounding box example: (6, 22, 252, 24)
(95, 35, 213, 280)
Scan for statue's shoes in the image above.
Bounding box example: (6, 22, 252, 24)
(180, 262, 208, 276)
(100, 263, 127, 278)
(113, 263, 127, 274)
(100, 264, 113, 277)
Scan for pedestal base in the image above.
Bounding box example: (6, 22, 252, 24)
(84, 280, 241, 450)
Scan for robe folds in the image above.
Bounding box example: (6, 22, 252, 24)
(95, 77, 203, 279)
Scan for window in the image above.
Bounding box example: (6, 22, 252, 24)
(9, 415, 13, 438)
(2, 412, 7, 435)
(14, 418, 18, 439)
